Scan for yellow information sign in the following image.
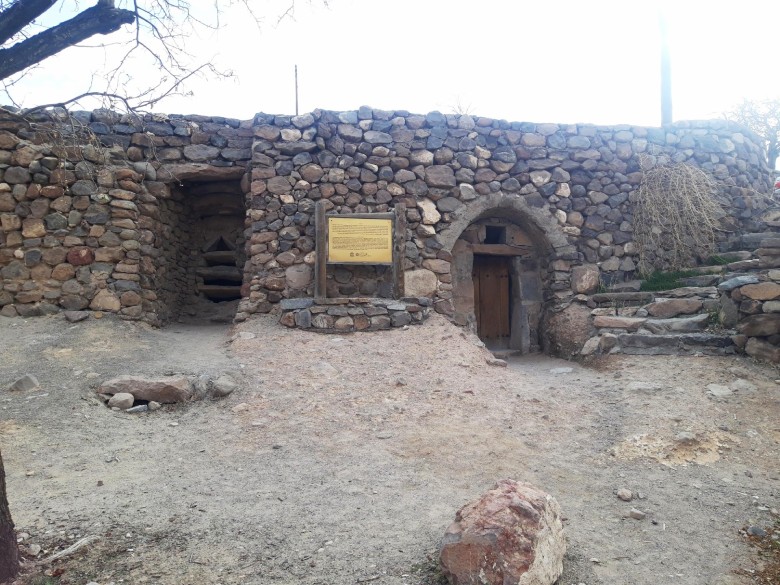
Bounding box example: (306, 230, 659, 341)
(328, 217, 393, 264)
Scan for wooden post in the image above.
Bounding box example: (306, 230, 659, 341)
(392, 204, 406, 299)
(314, 200, 327, 300)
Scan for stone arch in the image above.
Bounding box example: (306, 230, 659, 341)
(441, 192, 571, 354)
(439, 191, 570, 253)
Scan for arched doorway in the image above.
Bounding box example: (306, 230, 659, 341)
(439, 193, 566, 353)
(450, 218, 546, 352)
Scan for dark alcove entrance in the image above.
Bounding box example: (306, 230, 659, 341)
(158, 178, 246, 322)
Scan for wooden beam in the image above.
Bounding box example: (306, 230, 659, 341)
(314, 200, 327, 300)
(202, 251, 236, 266)
(196, 266, 242, 282)
(392, 204, 406, 299)
(471, 243, 533, 257)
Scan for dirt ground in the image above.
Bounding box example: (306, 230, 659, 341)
(1, 311, 779, 585)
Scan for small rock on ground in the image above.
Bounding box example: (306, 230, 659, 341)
(550, 367, 573, 374)
(730, 379, 757, 392)
(7, 374, 40, 392)
(616, 488, 633, 501)
(627, 381, 663, 392)
(211, 375, 239, 397)
(707, 384, 733, 397)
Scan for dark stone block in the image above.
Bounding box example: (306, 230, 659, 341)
(295, 309, 312, 328)
(390, 311, 412, 327)
(280, 298, 314, 310)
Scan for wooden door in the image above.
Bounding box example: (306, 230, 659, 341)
(473, 255, 510, 345)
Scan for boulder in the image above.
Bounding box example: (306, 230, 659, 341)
(580, 335, 601, 355)
(417, 198, 441, 225)
(98, 376, 192, 403)
(741, 282, 780, 301)
(89, 289, 121, 312)
(63, 310, 90, 323)
(541, 303, 591, 358)
(404, 269, 438, 297)
(440, 479, 565, 585)
(285, 264, 312, 290)
(425, 165, 456, 188)
(211, 375, 239, 398)
(107, 392, 135, 409)
(738, 314, 780, 337)
(744, 338, 780, 363)
(570, 264, 600, 294)
(66, 246, 95, 266)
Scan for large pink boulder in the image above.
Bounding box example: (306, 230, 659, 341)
(440, 479, 566, 585)
(98, 376, 192, 403)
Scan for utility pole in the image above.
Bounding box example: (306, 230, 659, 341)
(659, 7, 672, 125)
(294, 64, 299, 116)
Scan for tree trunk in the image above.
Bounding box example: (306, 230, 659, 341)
(0, 450, 19, 583)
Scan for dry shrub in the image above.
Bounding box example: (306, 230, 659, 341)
(634, 155, 722, 275)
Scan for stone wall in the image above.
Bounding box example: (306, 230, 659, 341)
(0, 107, 774, 329)
(242, 109, 773, 323)
(0, 110, 251, 323)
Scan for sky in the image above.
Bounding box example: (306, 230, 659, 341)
(2, 0, 779, 127)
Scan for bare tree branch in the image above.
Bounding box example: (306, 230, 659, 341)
(0, 0, 56, 45)
(0, 1, 135, 80)
(725, 98, 780, 170)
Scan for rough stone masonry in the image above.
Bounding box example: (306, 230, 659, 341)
(0, 107, 773, 345)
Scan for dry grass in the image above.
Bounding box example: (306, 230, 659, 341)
(634, 155, 722, 275)
(739, 520, 780, 584)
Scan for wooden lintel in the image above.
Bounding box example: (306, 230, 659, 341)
(471, 243, 533, 257)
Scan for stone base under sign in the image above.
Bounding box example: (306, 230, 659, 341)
(278, 297, 431, 332)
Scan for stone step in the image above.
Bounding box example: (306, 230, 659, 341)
(684, 265, 725, 275)
(608, 280, 642, 293)
(678, 275, 720, 287)
(654, 286, 718, 298)
(643, 297, 704, 318)
(740, 231, 780, 248)
(591, 292, 655, 305)
(641, 313, 710, 334)
(616, 332, 736, 356)
(727, 258, 760, 271)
